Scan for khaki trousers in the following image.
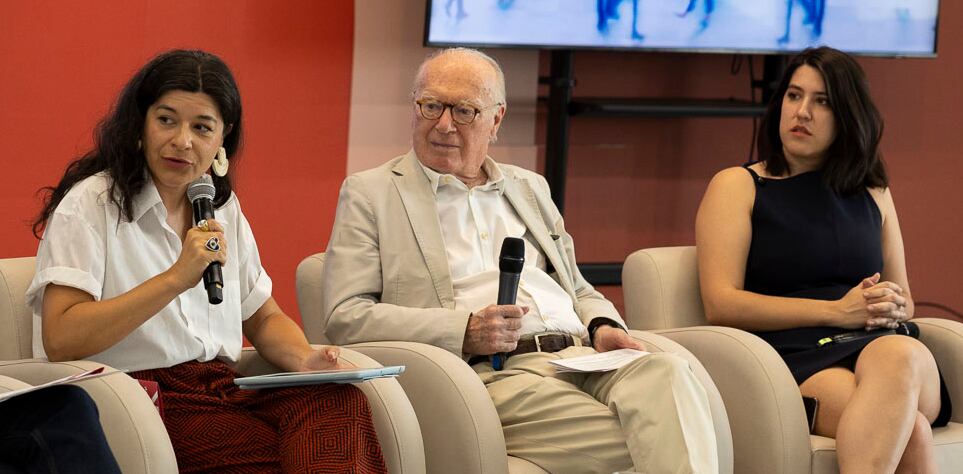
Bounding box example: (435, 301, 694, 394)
(474, 346, 718, 474)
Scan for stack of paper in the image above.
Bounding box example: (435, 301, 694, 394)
(0, 367, 118, 403)
(548, 349, 650, 373)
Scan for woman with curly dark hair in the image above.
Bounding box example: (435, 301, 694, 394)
(28, 49, 386, 473)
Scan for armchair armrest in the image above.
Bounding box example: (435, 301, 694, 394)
(347, 341, 510, 474)
(628, 329, 734, 474)
(915, 318, 963, 423)
(650, 327, 813, 474)
(0, 359, 177, 474)
(234, 346, 426, 474)
(0, 374, 32, 392)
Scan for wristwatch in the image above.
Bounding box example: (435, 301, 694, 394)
(587, 318, 622, 346)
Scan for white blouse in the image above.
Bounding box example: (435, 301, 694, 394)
(27, 173, 272, 371)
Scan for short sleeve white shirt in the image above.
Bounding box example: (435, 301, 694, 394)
(26, 173, 273, 371)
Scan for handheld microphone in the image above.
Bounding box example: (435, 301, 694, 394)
(817, 322, 918, 347)
(497, 237, 525, 305)
(492, 237, 525, 370)
(187, 175, 223, 305)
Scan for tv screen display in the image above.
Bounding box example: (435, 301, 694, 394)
(425, 0, 940, 57)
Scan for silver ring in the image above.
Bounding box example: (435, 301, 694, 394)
(205, 237, 220, 252)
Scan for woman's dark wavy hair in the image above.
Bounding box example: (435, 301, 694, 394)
(757, 46, 887, 195)
(33, 49, 242, 237)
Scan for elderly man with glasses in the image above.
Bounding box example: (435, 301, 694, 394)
(322, 47, 718, 474)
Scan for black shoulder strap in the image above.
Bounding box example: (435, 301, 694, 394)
(743, 164, 765, 186)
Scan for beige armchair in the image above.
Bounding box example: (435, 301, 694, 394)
(0, 374, 32, 392)
(297, 252, 734, 473)
(623, 246, 963, 474)
(0, 256, 178, 473)
(0, 256, 425, 474)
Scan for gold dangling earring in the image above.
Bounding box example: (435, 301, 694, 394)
(137, 139, 142, 151)
(212, 147, 229, 177)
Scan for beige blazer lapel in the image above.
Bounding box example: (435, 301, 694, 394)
(389, 152, 456, 309)
(502, 171, 577, 297)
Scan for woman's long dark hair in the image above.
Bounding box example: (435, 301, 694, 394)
(33, 49, 243, 237)
(757, 46, 887, 195)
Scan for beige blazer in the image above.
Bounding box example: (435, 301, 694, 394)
(323, 151, 624, 356)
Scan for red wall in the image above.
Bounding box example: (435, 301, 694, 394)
(0, 1, 354, 325)
(3, 1, 959, 329)
(542, 2, 963, 320)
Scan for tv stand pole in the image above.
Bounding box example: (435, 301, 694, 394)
(757, 55, 788, 104)
(540, 51, 785, 286)
(544, 50, 575, 213)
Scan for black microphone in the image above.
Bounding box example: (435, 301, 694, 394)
(187, 175, 223, 305)
(492, 237, 525, 370)
(497, 237, 525, 305)
(817, 322, 918, 347)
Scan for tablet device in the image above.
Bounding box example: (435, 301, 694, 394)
(234, 366, 405, 390)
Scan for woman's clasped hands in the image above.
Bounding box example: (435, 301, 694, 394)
(838, 273, 909, 330)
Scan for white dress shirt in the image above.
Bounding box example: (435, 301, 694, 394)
(422, 160, 589, 341)
(27, 172, 272, 372)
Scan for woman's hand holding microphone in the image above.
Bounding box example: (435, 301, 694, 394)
(167, 218, 228, 292)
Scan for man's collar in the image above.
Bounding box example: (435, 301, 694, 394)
(418, 157, 505, 195)
(420, 162, 444, 194)
(481, 158, 505, 192)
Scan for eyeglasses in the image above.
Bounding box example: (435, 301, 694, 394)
(415, 99, 501, 125)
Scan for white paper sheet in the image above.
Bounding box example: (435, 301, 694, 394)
(548, 348, 650, 373)
(0, 367, 119, 403)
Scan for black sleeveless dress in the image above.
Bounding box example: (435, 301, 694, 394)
(742, 164, 951, 426)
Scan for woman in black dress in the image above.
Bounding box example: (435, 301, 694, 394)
(696, 46, 946, 473)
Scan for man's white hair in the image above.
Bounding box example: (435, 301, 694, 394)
(413, 47, 507, 105)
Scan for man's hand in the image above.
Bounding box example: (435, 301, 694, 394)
(593, 325, 645, 353)
(463, 305, 528, 355)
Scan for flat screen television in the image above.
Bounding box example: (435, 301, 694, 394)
(425, 0, 940, 58)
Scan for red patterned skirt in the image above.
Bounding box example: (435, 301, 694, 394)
(130, 360, 386, 473)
